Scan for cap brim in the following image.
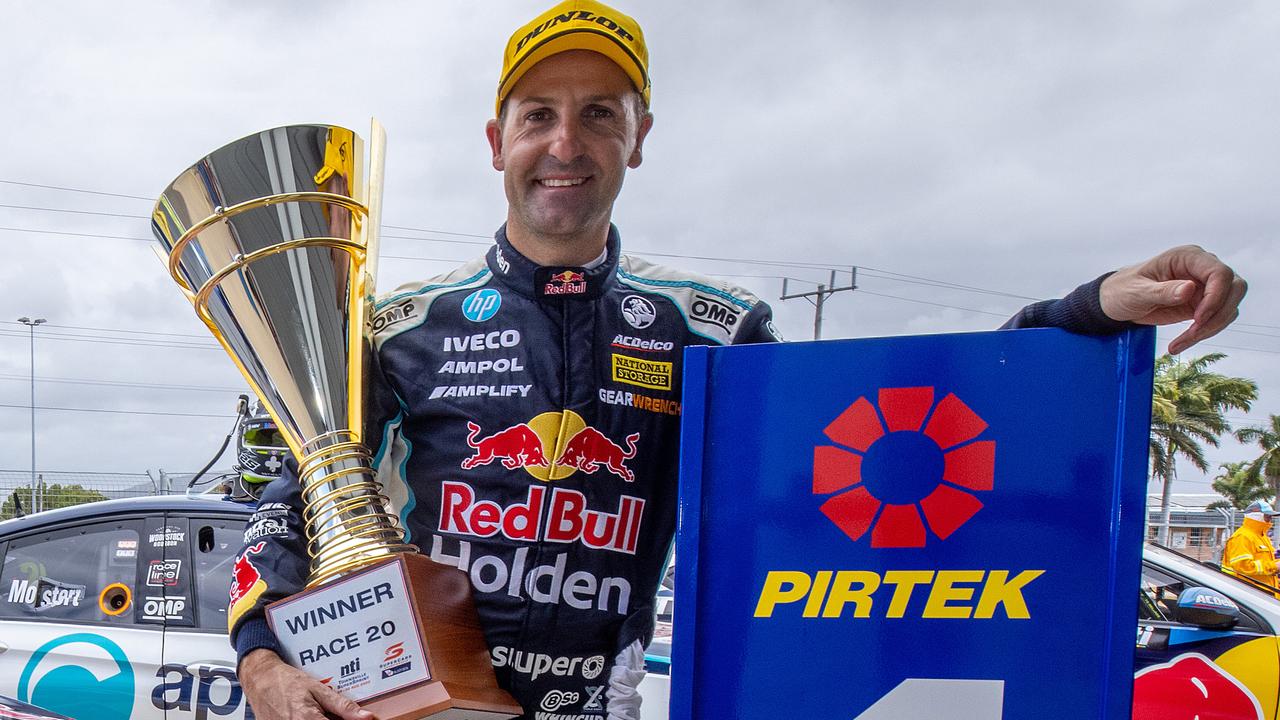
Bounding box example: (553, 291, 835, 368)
(497, 29, 648, 116)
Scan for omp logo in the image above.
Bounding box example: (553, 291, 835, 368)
(19, 633, 134, 720)
(814, 387, 995, 548)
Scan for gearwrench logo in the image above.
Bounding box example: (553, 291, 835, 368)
(813, 387, 996, 548)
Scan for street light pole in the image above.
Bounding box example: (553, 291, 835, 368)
(17, 317, 45, 514)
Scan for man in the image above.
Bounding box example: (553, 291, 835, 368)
(227, 403, 290, 504)
(1222, 500, 1279, 595)
(232, 2, 1247, 719)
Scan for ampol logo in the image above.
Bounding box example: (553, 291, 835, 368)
(19, 633, 134, 720)
(462, 410, 639, 482)
(813, 386, 995, 548)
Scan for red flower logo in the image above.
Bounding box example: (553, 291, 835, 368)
(813, 387, 996, 548)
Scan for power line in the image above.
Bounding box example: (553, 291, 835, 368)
(0, 179, 151, 201)
(0, 403, 233, 418)
(0, 374, 243, 394)
(3, 180, 1276, 344)
(0, 329, 218, 351)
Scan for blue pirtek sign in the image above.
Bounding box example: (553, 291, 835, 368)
(673, 328, 1154, 719)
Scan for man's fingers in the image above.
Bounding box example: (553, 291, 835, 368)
(1190, 261, 1238, 325)
(313, 685, 375, 720)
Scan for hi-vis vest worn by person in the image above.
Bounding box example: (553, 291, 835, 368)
(229, 225, 780, 718)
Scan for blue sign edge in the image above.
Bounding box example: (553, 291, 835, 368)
(671, 327, 1156, 720)
(671, 343, 710, 720)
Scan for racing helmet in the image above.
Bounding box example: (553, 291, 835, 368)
(231, 404, 289, 502)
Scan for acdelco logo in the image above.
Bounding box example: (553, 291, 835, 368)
(813, 386, 996, 548)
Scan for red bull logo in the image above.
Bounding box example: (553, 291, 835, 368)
(461, 411, 639, 482)
(813, 387, 996, 548)
(227, 541, 267, 631)
(543, 269, 588, 296)
(439, 481, 644, 554)
(1132, 654, 1262, 719)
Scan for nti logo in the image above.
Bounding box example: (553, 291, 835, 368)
(813, 386, 995, 548)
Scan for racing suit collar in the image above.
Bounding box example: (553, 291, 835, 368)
(487, 224, 621, 301)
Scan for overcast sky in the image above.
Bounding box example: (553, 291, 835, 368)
(0, 0, 1275, 499)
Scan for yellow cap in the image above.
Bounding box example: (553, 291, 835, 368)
(496, 0, 650, 116)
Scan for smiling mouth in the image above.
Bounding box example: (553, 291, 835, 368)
(537, 177, 588, 187)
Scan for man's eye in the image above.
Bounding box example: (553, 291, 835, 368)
(525, 110, 551, 122)
(586, 106, 614, 119)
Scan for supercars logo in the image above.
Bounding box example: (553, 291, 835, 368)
(462, 410, 639, 482)
(813, 387, 995, 548)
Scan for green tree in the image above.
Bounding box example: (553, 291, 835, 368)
(1208, 461, 1270, 510)
(1, 483, 109, 520)
(1149, 353, 1257, 544)
(1236, 414, 1280, 501)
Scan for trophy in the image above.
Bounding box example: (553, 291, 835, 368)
(151, 122, 521, 719)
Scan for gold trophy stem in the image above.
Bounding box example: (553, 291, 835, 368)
(298, 433, 417, 588)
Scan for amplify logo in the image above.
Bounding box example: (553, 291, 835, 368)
(462, 410, 639, 482)
(813, 387, 995, 548)
(19, 633, 135, 720)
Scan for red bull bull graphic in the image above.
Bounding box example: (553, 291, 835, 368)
(542, 269, 587, 296)
(228, 541, 268, 630)
(1133, 654, 1263, 720)
(556, 427, 639, 482)
(461, 421, 550, 470)
(672, 329, 1154, 719)
(814, 386, 995, 548)
(461, 411, 639, 483)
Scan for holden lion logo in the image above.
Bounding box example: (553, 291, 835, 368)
(812, 387, 995, 548)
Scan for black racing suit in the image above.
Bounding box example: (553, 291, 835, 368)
(229, 225, 1129, 718)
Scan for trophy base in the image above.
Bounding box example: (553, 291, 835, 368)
(267, 552, 522, 720)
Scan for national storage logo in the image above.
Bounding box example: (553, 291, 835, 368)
(754, 386, 1045, 621)
(611, 353, 672, 391)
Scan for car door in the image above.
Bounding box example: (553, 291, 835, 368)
(1134, 561, 1280, 719)
(0, 516, 161, 720)
(154, 514, 253, 720)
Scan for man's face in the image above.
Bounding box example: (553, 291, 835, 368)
(487, 50, 652, 241)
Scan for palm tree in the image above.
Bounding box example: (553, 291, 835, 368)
(1149, 353, 1257, 544)
(1209, 461, 1270, 510)
(1236, 414, 1280, 501)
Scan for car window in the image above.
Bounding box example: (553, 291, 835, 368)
(192, 517, 244, 631)
(0, 520, 141, 625)
(1141, 561, 1264, 632)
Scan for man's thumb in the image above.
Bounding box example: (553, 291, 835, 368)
(1150, 279, 1196, 306)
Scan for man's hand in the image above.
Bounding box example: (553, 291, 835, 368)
(1099, 245, 1246, 355)
(239, 649, 376, 720)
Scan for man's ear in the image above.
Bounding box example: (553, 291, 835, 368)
(485, 118, 505, 171)
(627, 112, 654, 169)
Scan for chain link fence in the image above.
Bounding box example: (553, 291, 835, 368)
(0, 469, 232, 520)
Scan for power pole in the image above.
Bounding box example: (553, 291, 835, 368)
(780, 268, 857, 340)
(17, 316, 45, 513)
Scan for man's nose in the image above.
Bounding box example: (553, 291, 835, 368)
(547, 118, 585, 163)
